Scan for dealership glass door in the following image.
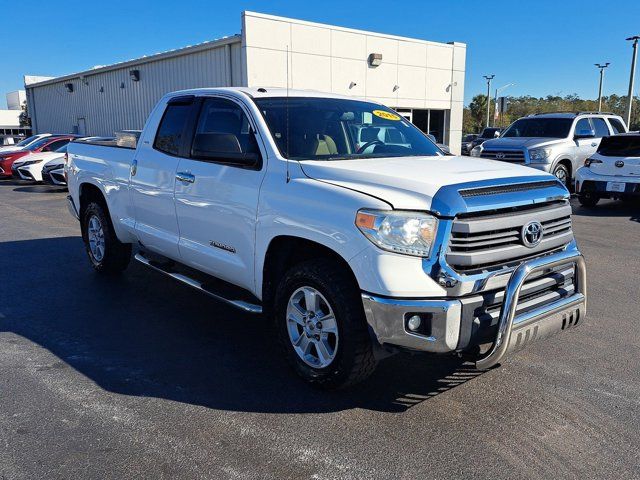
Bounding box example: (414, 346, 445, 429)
(396, 108, 447, 144)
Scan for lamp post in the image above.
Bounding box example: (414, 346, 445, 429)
(494, 83, 515, 127)
(625, 36, 639, 128)
(594, 63, 610, 112)
(483, 75, 495, 128)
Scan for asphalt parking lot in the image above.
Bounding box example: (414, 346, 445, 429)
(0, 179, 639, 480)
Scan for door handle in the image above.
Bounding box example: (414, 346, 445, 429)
(130, 159, 138, 176)
(176, 171, 195, 183)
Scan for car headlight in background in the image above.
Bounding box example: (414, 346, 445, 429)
(470, 146, 482, 157)
(21, 159, 44, 166)
(528, 147, 553, 162)
(356, 210, 438, 257)
(584, 158, 603, 167)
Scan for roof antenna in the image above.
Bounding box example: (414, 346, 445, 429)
(285, 44, 291, 183)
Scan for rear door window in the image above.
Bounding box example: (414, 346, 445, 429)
(608, 118, 626, 134)
(43, 139, 70, 152)
(190, 97, 260, 161)
(591, 118, 610, 138)
(154, 103, 192, 156)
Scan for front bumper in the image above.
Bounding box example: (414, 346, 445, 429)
(43, 167, 67, 186)
(67, 195, 79, 220)
(362, 248, 586, 368)
(527, 162, 553, 173)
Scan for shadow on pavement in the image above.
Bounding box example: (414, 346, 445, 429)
(571, 198, 640, 223)
(0, 236, 484, 414)
(13, 185, 68, 194)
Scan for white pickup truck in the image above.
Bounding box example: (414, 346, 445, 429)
(66, 88, 587, 389)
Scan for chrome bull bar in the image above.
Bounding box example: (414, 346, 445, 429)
(475, 249, 587, 369)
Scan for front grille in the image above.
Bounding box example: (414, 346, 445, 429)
(447, 200, 573, 271)
(18, 169, 33, 180)
(51, 172, 66, 184)
(462, 264, 577, 346)
(459, 181, 559, 198)
(480, 149, 526, 163)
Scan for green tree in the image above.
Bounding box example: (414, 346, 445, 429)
(463, 93, 640, 133)
(466, 94, 489, 133)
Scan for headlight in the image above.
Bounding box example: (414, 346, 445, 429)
(528, 147, 553, 161)
(470, 146, 482, 157)
(355, 210, 438, 257)
(21, 159, 44, 166)
(584, 158, 602, 167)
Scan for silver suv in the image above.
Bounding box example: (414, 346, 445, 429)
(471, 112, 628, 185)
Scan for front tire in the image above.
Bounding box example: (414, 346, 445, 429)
(274, 259, 377, 389)
(82, 201, 131, 273)
(553, 163, 570, 188)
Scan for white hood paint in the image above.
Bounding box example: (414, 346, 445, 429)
(300, 155, 551, 210)
(11, 151, 63, 167)
(481, 137, 567, 149)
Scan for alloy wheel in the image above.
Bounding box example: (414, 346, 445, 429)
(87, 215, 105, 262)
(286, 286, 339, 368)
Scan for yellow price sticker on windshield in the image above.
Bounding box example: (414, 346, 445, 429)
(372, 110, 401, 121)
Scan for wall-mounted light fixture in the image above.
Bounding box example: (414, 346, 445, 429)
(129, 69, 140, 82)
(65, 83, 74, 93)
(393, 85, 400, 92)
(99, 86, 104, 93)
(80, 75, 89, 86)
(120, 82, 126, 89)
(349, 81, 357, 89)
(368, 53, 382, 67)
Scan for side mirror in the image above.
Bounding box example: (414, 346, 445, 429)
(575, 129, 595, 139)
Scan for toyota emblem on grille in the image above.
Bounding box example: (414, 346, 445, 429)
(495, 152, 506, 159)
(615, 160, 625, 168)
(521, 221, 543, 248)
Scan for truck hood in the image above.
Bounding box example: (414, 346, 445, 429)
(481, 137, 566, 149)
(299, 155, 551, 211)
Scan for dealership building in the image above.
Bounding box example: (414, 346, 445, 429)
(25, 12, 466, 153)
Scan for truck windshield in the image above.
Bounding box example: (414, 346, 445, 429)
(597, 135, 640, 157)
(480, 128, 500, 138)
(253, 97, 442, 160)
(502, 118, 573, 138)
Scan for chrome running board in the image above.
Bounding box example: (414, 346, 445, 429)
(134, 252, 262, 314)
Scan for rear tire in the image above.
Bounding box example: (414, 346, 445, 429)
(274, 259, 377, 389)
(578, 192, 599, 208)
(82, 201, 131, 273)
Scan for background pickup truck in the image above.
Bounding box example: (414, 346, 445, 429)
(66, 87, 587, 389)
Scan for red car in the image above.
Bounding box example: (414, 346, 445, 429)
(0, 135, 77, 179)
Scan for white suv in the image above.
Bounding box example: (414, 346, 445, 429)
(471, 112, 628, 186)
(575, 133, 640, 207)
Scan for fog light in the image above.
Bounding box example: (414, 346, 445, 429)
(407, 315, 422, 331)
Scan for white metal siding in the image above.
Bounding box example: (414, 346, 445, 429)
(241, 12, 465, 154)
(28, 39, 242, 136)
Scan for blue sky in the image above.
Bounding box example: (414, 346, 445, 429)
(2, 0, 639, 108)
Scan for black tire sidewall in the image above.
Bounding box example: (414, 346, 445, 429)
(553, 164, 570, 187)
(578, 184, 599, 207)
(274, 260, 372, 389)
(82, 202, 130, 272)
